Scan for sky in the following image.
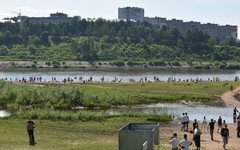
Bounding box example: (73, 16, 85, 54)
(0, 0, 239, 39)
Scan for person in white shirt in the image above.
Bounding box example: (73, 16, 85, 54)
(202, 116, 207, 133)
(170, 133, 179, 150)
(183, 112, 189, 131)
(194, 124, 202, 150)
(179, 134, 192, 150)
(181, 113, 185, 131)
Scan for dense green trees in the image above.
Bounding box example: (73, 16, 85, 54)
(0, 18, 239, 62)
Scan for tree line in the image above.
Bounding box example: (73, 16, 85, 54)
(0, 18, 239, 62)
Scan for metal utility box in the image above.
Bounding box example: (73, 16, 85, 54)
(119, 123, 159, 150)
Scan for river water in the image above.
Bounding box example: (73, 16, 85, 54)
(108, 104, 239, 124)
(0, 68, 239, 82)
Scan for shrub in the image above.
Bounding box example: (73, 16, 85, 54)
(31, 64, 37, 68)
(193, 65, 202, 69)
(110, 60, 125, 67)
(172, 61, 181, 66)
(45, 61, 51, 66)
(202, 64, 210, 69)
(127, 61, 143, 66)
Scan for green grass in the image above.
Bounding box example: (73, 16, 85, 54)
(79, 81, 240, 104)
(1, 81, 239, 111)
(0, 116, 168, 150)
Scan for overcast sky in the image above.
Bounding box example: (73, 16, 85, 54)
(0, 0, 239, 38)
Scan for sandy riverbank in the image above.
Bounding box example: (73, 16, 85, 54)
(0, 61, 210, 69)
(160, 120, 240, 150)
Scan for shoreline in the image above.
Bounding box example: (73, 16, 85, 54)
(0, 61, 239, 69)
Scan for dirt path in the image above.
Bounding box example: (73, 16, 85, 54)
(160, 121, 239, 150)
(220, 86, 240, 108)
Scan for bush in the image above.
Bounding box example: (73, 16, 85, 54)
(172, 61, 181, 66)
(52, 60, 60, 65)
(45, 61, 51, 66)
(202, 64, 210, 69)
(193, 65, 202, 69)
(225, 64, 240, 69)
(31, 64, 37, 68)
(152, 60, 166, 66)
(110, 60, 125, 67)
(127, 61, 143, 66)
(53, 64, 60, 68)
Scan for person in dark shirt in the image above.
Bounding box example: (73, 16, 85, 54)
(208, 119, 216, 141)
(233, 107, 239, 122)
(193, 119, 198, 130)
(221, 125, 229, 150)
(27, 117, 36, 145)
(217, 115, 222, 133)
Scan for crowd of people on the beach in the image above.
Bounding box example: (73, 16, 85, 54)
(170, 108, 240, 150)
(1, 76, 239, 84)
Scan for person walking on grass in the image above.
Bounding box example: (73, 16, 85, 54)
(170, 133, 179, 150)
(221, 124, 229, 150)
(208, 119, 216, 141)
(193, 124, 202, 150)
(237, 116, 240, 138)
(202, 116, 207, 133)
(179, 134, 192, 150)
(27, 117, 36, 145)
(217, 115, 222, 133)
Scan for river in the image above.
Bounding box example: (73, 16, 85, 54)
(0, 68, 239, 82)
(108, 104, 238, 124)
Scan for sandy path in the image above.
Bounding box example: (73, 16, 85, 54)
(160, 121, 239, 150)
(220, 86, 240, 108)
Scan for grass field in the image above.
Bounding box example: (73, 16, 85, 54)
(78, 81, 240, 104)
(0, 116, 168, 150)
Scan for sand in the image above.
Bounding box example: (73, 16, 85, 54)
(160, 121, 240, 150)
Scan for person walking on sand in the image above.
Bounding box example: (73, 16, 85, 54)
(202, 116, 207, 133)
(237, 116, 240, 137)
(170, 133, 179, 150)
(181, 113, 185, 131)
(217, 115, 222, 133)
(233, 107, 239, 122)
(183, 112, 189, 132)
(221, 124, 229, 150)
(193, 124, 202, 150)
(193, 119, 198, 133)
(208, 119, 216, 141)
(27, 118, 36, 145)
(179, 134, 192, 150)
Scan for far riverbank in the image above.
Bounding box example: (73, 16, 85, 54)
(1, 61, 240, 69)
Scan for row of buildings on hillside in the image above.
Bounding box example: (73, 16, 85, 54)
(5, 7, 238, 41)
(118, 7, 238, 41)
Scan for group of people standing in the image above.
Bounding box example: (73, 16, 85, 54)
(170, 109, 240, 150)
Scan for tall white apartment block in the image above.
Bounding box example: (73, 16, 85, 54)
(118, 7, 144, 23)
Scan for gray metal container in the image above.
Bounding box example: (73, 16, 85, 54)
(119, 123, 159, 150)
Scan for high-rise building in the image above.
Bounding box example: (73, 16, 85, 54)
(118, 7, 144, 23)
